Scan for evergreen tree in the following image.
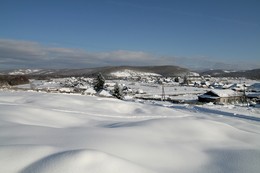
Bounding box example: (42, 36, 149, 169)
(93, 73, 105, 92)
(174, 77, 179, 83)
(113, 83, 124, 100)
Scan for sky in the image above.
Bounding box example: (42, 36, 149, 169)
(0, 0, 259, 70)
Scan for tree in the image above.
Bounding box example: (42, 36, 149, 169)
(174, 77, 179, 83)
(112, 83, 124, 100)
(0, 75, 29, 86)
(93, 73, 105, 92)
(182, 75, 189, 85)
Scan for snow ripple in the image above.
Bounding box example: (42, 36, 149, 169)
(20, 149, 154, 173)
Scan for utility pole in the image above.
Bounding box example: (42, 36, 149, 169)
(243, 83, 248, 107)
(162, 84, 165, 101)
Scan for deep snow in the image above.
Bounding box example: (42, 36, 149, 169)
(0, 90, 260, 173)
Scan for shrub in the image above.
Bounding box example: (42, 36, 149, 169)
(112, 83, 124, 100)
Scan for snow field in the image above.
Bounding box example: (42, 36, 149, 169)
(0, 91, 260, 173)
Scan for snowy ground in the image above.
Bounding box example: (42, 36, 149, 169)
(118, 80, 208, 95)
(0, 90, 260, 173)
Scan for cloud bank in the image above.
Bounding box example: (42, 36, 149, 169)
(0, 39, 159, 69)
(0, 39, 259, 70)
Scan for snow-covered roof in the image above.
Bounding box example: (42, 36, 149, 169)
(222, 84, 235, 89)
(249, 83, 260, 91)
(250, 83, 260, 88)
(247, 92, 260, 98)
(208, 89, 243, 97)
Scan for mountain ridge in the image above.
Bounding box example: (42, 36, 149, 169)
(200, 69, 260, 80)
(1, 66, 259, 79)
(0, 65, 189, 78)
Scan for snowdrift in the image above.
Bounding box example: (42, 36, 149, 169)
(20, 149, 154, 173)
(0, 91, 260, 173)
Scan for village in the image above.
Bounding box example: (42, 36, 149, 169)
(2, 71, 259, 107)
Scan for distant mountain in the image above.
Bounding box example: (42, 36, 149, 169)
(200, 69, 260, 80)
(2, 66, 259, 79)
(200, 69, 236, 76)
(0, 65, 189, 78)
(1, 69, 62, 76)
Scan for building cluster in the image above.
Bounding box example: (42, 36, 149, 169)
(113, 74, 260, 105)
(1, 74, 259, 106)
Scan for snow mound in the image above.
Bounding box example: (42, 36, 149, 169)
(84, 87, 96, 95)
(111, 69, 161, 77)
(98, 89, 112, 97)
(21, 149, 154, 173)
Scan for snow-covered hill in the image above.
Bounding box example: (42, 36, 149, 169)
(110, 69, 161, 78)
(1, 69, 59, 76)
(8, 69, 42, 75)
(0, 65, 189, 77)
(0, 90, 260, 173)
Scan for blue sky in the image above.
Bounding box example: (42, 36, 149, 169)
(0, 0, 259, 70)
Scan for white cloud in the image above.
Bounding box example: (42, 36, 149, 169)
(0, 39, 45, 59)
(0, 38, 259, 70)
(0, 39, 158, 69)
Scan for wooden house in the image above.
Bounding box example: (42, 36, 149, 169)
(198, 89, 244, 104)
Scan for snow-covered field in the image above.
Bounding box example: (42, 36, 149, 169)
(0, 90, 260, 173)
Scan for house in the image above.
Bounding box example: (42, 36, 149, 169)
(248, 83, 260, 92)
(198, 89, 244, 104)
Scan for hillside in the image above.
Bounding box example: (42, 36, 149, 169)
(0, 65, 189, 78)
(201, 69, 260, 80)
(2, 67, 260, 79)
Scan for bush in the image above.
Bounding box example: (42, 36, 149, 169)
(112, 83, 124, 100)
